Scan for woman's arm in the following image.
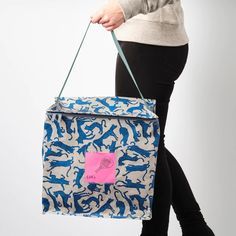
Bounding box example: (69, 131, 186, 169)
(90, 0, 174, 31)
(118, 0, 174, 21)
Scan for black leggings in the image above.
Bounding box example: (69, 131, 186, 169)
(115, 41, 201, 236)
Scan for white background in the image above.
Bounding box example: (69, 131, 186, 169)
(0, 0, 235, 235)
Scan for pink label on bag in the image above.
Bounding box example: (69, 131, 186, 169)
(84, 151, 116, 184)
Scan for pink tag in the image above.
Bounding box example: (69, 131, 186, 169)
(84, 151, 116, 184)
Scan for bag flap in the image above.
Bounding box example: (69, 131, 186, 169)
(46, 96, 158, 120)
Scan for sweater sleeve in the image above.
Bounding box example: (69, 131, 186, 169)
(116, 0, 174, 21)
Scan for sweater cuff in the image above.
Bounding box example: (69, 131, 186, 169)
(117, 0, 143, 21)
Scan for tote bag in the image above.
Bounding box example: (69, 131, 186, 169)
(41, 21, 161, 220)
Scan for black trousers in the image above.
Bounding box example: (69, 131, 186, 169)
(115, 41, 201, 236)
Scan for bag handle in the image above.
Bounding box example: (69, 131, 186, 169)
(55, 20, 145, 104)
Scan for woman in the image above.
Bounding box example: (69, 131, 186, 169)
(91, 1, 215, 236)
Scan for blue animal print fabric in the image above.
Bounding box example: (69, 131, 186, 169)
(42, 96, 160, 220)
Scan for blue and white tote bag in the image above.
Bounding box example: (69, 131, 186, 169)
(41, 21, 161, 220)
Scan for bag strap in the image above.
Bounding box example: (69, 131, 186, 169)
(55, 20, 145, 104)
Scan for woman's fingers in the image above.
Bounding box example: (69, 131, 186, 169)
(90, 10, 104, 23)
(98, 15, 110, 24)
(105, 26, 116, 31)
(90, 12, 115, 30)
(90, 0, 125, 30)
(102, 22, 121, 31)
(102, 21, 113, 28)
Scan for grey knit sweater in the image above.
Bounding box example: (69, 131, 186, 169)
(114, 0, 189, 46)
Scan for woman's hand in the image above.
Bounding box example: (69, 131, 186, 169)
(90, 0, 125, 31)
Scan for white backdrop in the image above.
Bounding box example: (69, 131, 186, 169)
(0, 1, 235, 235)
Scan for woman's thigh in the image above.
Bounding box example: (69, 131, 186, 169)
(115, 41, 189, 146)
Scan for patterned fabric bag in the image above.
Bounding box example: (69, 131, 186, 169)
(41, 21, 160, 220)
